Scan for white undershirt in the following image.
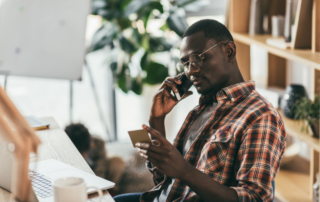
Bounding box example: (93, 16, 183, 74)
(154, 102, 218, 202)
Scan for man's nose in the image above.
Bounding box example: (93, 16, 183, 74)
(186, 63, 200, 75)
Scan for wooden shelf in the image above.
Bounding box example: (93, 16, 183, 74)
(278, 110, 320, 152)
(275, 170, 312, 202)
(275, 156, 312, 202)
(232, 32, 320, 70)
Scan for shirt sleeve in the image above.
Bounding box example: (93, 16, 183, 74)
(146, 160, 165, 186)
(230, 113, 286, 202)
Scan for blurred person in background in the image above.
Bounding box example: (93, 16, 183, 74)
(65, 123, 125, 196)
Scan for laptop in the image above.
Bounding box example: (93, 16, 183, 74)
(0, 138, 115, 202)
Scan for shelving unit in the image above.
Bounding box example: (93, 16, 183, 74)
(275, 156, 311, 202)
(278, 110, 320, 152)
(226, 0, 320, 201)
(231, 33, 320, 70)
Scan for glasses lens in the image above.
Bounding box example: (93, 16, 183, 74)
(189, 54, 202, 69)
(176, 62, 184, 72)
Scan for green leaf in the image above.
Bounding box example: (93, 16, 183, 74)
(149, 36, 172, 52)
(176, 0, 198, 8)
(117, 64, 131, 93)
(159, 23, 169, 32)
(89, 22, 118, 52)
(131, 78, 143, 95)
(118, 17, 132, 30)
(92, 0, 108, 15)
(138, 2, 163, 28)
(149, 1, 164, 13)
(141, 35, 150, 50)
(144, 62, 168, 85)
(118, 34, 138, 53)
(124, 0, 153, 17)
(167, 11, 189, 37)
(110, 62, 117, 74)
(140, 51, 150, 70)
(141, 10, 152, 29)
(131, 28, 142, 46)
(120, 0, 134, 10)
(98, 10, 116, 21)
(117, 73, 128, 93)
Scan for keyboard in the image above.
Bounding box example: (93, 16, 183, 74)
(29, 170, 53, 198)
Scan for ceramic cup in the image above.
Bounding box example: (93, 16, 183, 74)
(53, 177, 103, 202)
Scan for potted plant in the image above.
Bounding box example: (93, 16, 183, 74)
(294, 95, 320, 138)
(88, 0, 205, 94)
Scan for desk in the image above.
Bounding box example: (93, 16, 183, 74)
(0, 117, 115, 202)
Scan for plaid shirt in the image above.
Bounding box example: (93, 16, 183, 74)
(141, 81, 287, 202)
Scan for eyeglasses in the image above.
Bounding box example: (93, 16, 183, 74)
(176, 41, 229, 73)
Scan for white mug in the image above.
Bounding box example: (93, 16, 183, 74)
(53, 177, 103, 202)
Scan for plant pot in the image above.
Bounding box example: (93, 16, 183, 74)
(280, 84, 308, 119)
(310, 119, 320, 138)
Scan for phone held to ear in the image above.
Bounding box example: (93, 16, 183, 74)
(173, 73, 193, 101)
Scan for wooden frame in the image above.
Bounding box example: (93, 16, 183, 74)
(292, 0, 314, 49)
(0, 86, 40, 202)
(312, 0, 320, 52)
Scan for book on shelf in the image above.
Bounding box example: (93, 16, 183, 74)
(266, 38, 292, 49)
(25, 116, 50, 130)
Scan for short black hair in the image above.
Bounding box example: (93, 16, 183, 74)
(65, 123, 91, 153)
(183, 19, 234, 42)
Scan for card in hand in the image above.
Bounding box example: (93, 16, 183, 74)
(128, 129, 152, 147)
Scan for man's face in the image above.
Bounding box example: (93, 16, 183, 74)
(180, 31, 231, 95)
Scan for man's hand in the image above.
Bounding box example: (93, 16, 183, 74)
(150, 75, 193, 119)
(135, 125, 192, 179)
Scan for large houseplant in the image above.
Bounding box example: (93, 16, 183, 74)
(294, 95, 320, 137)
(89, 0, 203, 94)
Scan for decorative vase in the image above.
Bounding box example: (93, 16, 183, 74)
(280, 84, 308, 119)
(310, 119, 320, 138)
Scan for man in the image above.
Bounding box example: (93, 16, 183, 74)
(65, 123, 125, 195)
(115, 19, 286, 202)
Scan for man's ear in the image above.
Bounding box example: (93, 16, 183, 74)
(225, 42, 236, 62)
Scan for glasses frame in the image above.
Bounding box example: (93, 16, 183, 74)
(177, 41, 231, 72)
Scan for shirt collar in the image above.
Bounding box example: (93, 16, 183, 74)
(199, 81, 255, 106)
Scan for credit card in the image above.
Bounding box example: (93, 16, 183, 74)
(128, 129, 152, 147)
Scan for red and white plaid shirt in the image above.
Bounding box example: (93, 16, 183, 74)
(141, 81, 287, 202)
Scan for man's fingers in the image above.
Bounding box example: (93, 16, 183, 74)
(165, 75, 182, 85)
(142, 125, 167, 145)
(181, 91, 193, 100)
(137, 148, 164, 161)
(164, 80, 179, 93)
(163, 88, 178, 102)
(137, 143, 169, 154)
(172, 77, 182, 84)
(159, 77, 182, 92)
(163, 88, 172, 98)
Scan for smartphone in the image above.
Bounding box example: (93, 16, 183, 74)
(173, 73, 193, 101)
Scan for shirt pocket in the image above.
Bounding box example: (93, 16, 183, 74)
(200, 130, 233, 175)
